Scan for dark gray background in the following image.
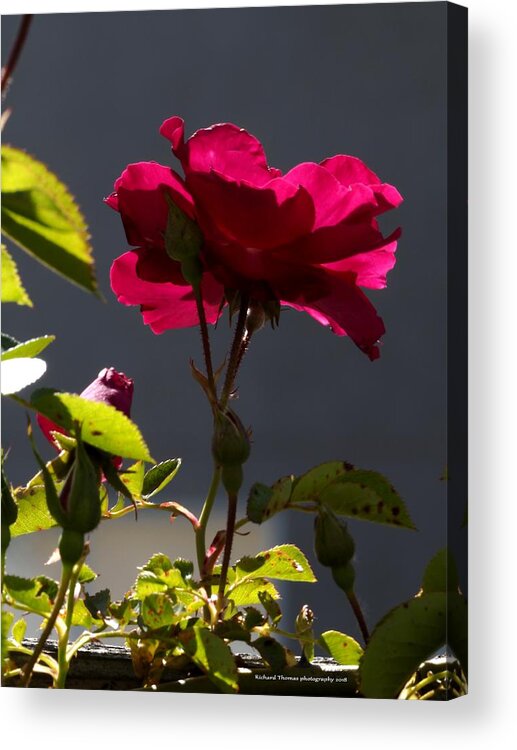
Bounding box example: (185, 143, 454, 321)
(2, 3, 448, 644)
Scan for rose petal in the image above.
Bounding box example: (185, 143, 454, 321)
(281, 271, 385, 360)
(160, 116, 282, 185)
(188, 170, 315, 251)
(105, 162, 194, 249)
(322, 232, 400, 289)
(321, 155, 403, 211)
(110, 248, 224, 333)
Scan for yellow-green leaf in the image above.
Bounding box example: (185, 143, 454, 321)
(1, 145, 98, 294)
(30, 389, 154, 462)
(1, 245, 32, 305)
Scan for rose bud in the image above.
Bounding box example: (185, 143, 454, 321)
(38, 367, 134, 456)
(314, 506, 355, 568)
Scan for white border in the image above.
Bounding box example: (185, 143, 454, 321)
(2, 1, 517, 748)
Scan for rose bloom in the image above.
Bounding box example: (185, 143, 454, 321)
(107, 117, 402, 359)
(38, 367, 134, 454)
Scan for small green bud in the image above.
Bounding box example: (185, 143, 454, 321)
(331, 562, 356, 593)
(212, 409, 251, 469)
(59, 529, 85, 567)
(314, 506, 355, 568)
(64, 439, 102, 534)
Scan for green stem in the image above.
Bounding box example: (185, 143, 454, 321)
(195, 464, 222, 584)
(346, 590, 370, 645)
(217, 491, 238, 608)
(193, 284, 216, 398)
(19, 562, 73, 687)
(220, 294, 249, 410)
(55, 559, 84, 688)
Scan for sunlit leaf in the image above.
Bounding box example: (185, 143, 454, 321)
(180, 622, 238, 693)
(1, 357, 46, 394)
(319, 630, 363, 666)
(1, 335, 55, 361)
(1, 145, 98, 294)
(30, 389, 153, 461)
(235, 544, 316, 583)
(1, 244, 32, 306)
(3, 574, 58, 616)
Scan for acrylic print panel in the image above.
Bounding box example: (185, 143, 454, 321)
(1, 2, 467, 699)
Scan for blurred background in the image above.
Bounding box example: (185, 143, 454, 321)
(2, 3, 449, 646)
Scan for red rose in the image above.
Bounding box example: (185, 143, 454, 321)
(108, 117, 402, 359)
(38, 367, 134, 455)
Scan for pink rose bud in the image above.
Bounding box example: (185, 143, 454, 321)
(38, 367, 134, 450)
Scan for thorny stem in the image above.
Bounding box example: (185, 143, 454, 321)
(1, 15, 33, 96)
(346, 589, 370, 645)
(19, 562, 73, 687)
(220, 294, 249, 410)
(193, 284, 216, 399)
(217, 491, 238, 610)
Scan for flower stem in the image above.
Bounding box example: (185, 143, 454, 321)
(220, 294, 249, 410)
(19, 561, 73, 687)
(217, 490, 238, 610)
(195, 463, 222, 584)
(55, 558, 84, 688)
(194, 284, 216, 399)
(346, 589, 370, 645)
(1, 15, 33, 96)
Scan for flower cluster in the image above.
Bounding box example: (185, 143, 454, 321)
(107, 117, 402, 359)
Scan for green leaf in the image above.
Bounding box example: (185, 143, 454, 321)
(252, 636, 292, 670)
(421, 548, 459, 594)
(291, 461, 351, 504)
(1, 145, 98, 294)
(71, 598, 97, 629)
(141, 593, 176, 629)
(1, 245, 32, 306)
(30, 389, 153, 461)
(359, 592, 468, 698)
(120, 461, 145, 499)
(319, 630, 363, 666)
(235, 544, 316, 583)
(133, 555, 186, 600)
(3, 574, 58, 616)
(1, 356, 47, 395)
(10, 450, 74, 538)
(247, 475, 293, 524)
(11, 617, 27, 645)
(320, 470, 415, 530)
(142, 459, 181, 499)
(84, 589, 111, 619)
(226, 578, 279, 609)
(139, 553, 185, 588)
(258, 590, 282, 624)
(78, 563, 98, 584)
(180, 623, 238, 693)
(1, 335, 55, 362)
